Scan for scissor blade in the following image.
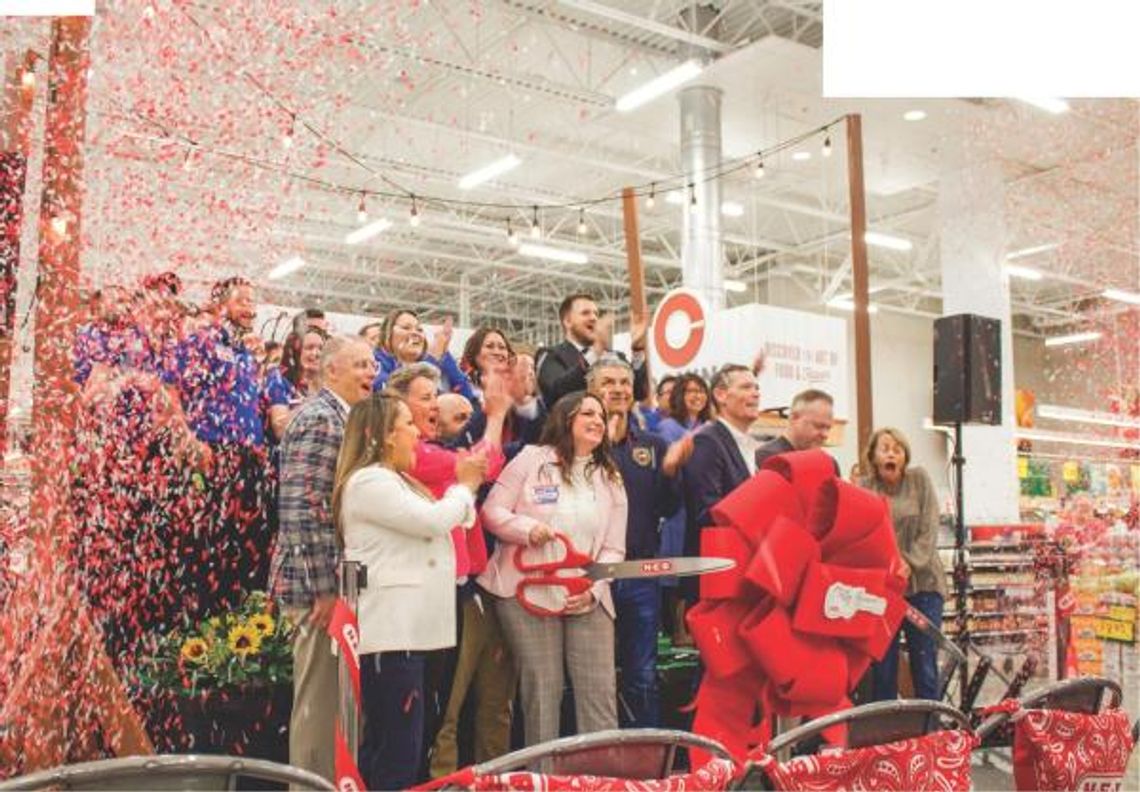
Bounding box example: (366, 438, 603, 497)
(585, 556, 735, 581)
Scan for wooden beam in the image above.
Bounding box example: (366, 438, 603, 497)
(621, 187, 648, 322)
(846, 114, 874, 457)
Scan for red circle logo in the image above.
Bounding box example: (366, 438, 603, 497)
(653, 290, 706, 369)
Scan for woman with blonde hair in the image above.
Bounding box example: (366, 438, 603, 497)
(333, 392, 488, 789)
(861, 426, 948, 701)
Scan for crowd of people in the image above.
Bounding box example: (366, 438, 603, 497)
(66, 276, 947, 787)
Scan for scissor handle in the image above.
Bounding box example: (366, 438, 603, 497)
(516, 576, 593, 617)
(512, 532, 592, 573)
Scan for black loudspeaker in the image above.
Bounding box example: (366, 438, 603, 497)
(933, 313, 1002, 425)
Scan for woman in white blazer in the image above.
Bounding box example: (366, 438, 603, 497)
(333, 392, 487, 790)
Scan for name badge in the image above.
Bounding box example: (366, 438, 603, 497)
(532, 484, 559, 505)
(632, 446, 654, 468)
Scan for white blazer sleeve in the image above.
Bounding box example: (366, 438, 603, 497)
(349, 468, 475, 539)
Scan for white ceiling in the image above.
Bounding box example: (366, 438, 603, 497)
(2, 0, 1137, 343)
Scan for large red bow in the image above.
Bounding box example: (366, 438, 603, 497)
(685, 450, 908, 761)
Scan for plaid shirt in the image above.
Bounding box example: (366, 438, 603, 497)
(268, 388, 347, 608)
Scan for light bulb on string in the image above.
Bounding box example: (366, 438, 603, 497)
(283, 113, 295, 149)
(507, 218, 519, 247)
(530, 206, 541, 238)
(20, 69, 34, 89)
(356, 193, 368, 224)
(688, 183, 697, 212)
(753, 157, 765, 179)
(646, 183, 656, 210)
(577, 208, 587, 235)
(822, 135, 833, 157)
(409, 195, 421, 227)
(182, 147, 195, 171)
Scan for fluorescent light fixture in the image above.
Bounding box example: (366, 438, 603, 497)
(1102, 287, 1140, 305)
(615, 59, 702, 112)
(791, 151, 812, 161)
(1015, 97, 1070, 114)
(517, 242, 588, 265)
(665, 191, 684, 205)
(458, 153, 521, 190)
(268, 256, 305, 280)
(721, 201, 745, 217)
(1015, 428, 1138, 451)
(1006, 243, 1058, 260)
(827, 297, 879, 314)
(864, 231, 913, 251)
(1044, 331, 1101, 347)
(1005, 264, 1044, 281)
(903, 109, 927, 121)
(344, 218, 392, 245)
(723, 279, 747, 293)
(1037, 404, 1140, 430)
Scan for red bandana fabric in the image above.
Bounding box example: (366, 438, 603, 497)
(1013, 707, 1135, 791)
(756, 729, 976, 791)
(684, 450, 909, 761)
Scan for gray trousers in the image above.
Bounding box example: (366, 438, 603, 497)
(495, 596, 617, 750)
(287, 610, 338, 784)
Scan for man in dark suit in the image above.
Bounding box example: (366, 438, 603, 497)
(680, 363, 761, 600)
(537, 292, 648, 409)
(754, 388, 840, 473)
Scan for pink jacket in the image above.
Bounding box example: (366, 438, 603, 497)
(477, 445, 628, 617)
(412, 439, 505, 579)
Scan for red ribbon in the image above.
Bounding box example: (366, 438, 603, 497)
(685, 450, 908, 762)
(328, 598, 364, 790)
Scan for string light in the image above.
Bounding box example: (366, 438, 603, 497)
(530, 205, 541, 238)
(645, 183, 656, 210)
(688, 183, 697, 212)
(577, 208, 587, 235)
(506, 218, 519, 247)
(753, 157, 765, 179)
(409, 194, 421, 227)
(356, 193, 368, 223)
(282, 114, 296, 149)
(20, 69, 34, 89)
(822, 135, 833, 157)
(182, 148, 195, 171)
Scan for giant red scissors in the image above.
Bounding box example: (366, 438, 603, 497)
(513, 532, 734, 617)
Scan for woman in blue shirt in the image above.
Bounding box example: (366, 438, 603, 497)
(266, 327, 326, 442)
(370, 309, 475, 400)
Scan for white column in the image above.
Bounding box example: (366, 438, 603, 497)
(939, 142, 1019, 523)
(679, 84, 724, 311)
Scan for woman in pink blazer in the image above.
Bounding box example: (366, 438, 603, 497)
(478, 391, 627, 750)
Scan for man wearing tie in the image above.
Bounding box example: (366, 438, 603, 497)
(536, 293, 648, 410)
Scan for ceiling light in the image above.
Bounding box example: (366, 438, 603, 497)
(1006, 243, 1058, 260)
(458, 153, 522, 190)
(356, 193, 368, 224)
(506, 218, 519, 247)
(721, 201, 744, 217)
(1102, 287, 1140, 305)
(615, 59, 702, 112)
(753, 159, 765, 179)
(821, 136, 832, 157)
(665, 191, 684, 205)
(530, 205, 541, 238)
(645, 184, 656, 209)
(1044, 331, 1101, 347)
(268, 255, 305, 280)
(409, 195, 421, 227)
(1015, 97, 1070, 114)
(577, 208, 588, 235)
(20, 70, 34, 89)
(827, 297, 879, 314)
(903, 109, 926, 121)
(1005, 264, 1044, 281)
(724, 279, 747, 293)
(1037, 404, 1140, 430)
(345, 218, 392, 245)
(864, 231, 913, 251)
(792, 151, 811, 161)
(517, 243, 588, 265)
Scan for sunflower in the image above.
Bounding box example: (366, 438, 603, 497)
(248, 613, 276, 638)
(180, 637, 209, 664)
(226, 624, 262, 659)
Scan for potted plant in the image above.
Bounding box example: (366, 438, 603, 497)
(138, 591, 294, 764)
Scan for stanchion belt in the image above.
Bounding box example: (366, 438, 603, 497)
(328, 599, 366, 791)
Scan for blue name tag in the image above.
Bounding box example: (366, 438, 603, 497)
(532, 485, 559, 504)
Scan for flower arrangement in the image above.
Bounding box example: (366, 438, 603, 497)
(140, 591, 294, 696)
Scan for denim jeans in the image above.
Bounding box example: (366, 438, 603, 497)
(613, 578, 661, 728)
(360, 650, 426, 790)
(872, 591, 945, 701)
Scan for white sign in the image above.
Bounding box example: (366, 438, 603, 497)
(649, 289, 849, 418)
